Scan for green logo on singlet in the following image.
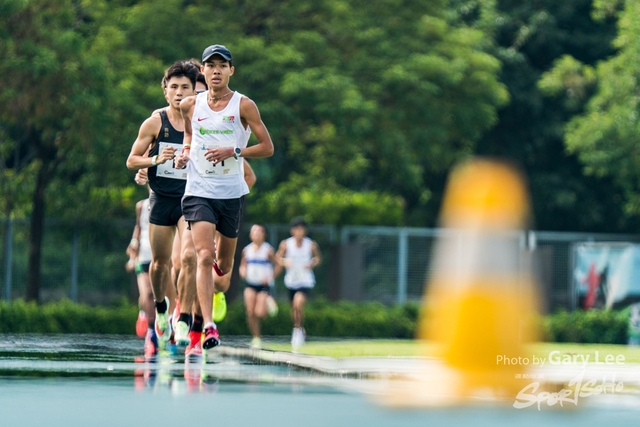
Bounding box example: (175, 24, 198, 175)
(199, 127, 234, 135)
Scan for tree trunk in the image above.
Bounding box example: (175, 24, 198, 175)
(26, 161, 49, 302)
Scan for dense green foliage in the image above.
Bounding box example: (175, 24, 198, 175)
(550, 0, 640, 219)
(0, 299, 630, 344)
(1, 0, 508, 227)
(4, 0, 640, 299)
(220, 299, 419, 338)
(460, 0, 633, 231)
(3, 0, 637, 231)
(2, 0, 638, 228)
(0, 299, 137, 334)
(542, 308, 629, 344)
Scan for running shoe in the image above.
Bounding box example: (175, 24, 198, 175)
(212, 292, 227, 322)
(266, 296, 278, 317)
(174, 320, 190, 347)
(186, 341, 203, 359)
(250, 337, 262, 349)
(291, 327, 306, 352)
(166, 338, 178, 356)
(202, 325, 221, 350)
(186, 331, 203, 361)
(188, 330, 202, 347)
(171, 299, 180, 334)
(154, 297, 171, 342)
(144, 329, 159, 359)
(136, 311, 147, 338)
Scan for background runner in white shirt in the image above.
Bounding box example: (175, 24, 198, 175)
(239, 224, 279, 348)
(275, 217, 322, 352)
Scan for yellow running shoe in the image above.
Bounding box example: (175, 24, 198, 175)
(212, 292, 227, 322)
(154, 297, 171, 343)
(266, 296, 279, 317)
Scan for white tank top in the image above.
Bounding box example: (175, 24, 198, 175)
(138, 199, 152, 263)
(284, 237, 315, 289)
(244, 242, 274, 286)
(185, 91, 250, 199)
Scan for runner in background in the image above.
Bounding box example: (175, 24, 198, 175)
(125, 188, 154, 343)
(239, 223, 278, 349)
(275, 217, 322, 352)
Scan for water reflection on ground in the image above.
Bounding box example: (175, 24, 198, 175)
(1, 335, 640, 427)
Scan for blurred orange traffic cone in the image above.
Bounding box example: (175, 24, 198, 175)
(382, 158, 540, 407)
(424, 158, 539, 398)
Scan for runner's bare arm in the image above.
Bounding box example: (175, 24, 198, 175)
(273, 240, 288, 277)
(127, 200, 143, 256)
(267, 247, 278, 280)
(239, 248, 248, 279)
(126, 116, 162, 170)
(243, 159, 257, 189)
(175, 96, 196, 169)
(309, 241, 322, 269)
(239, 97, 274, 159)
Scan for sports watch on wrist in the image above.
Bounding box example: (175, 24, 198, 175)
(234, 147, 242, 159)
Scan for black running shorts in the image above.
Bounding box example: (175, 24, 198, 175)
(149, 191, 183, 226)
(181, 195, 244, 238)
(246, 283, 271, 294)
(288, 287, 310, 302)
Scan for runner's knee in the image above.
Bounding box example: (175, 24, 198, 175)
(181, 246, 197, 268)
(196, 249, 215, 266)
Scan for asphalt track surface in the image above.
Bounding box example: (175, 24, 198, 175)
(1, 334, 639, 427)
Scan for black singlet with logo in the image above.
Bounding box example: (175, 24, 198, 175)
(147, 109, 186, 198)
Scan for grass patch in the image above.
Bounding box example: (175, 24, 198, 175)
(265, 339, 640, 362)
(265, 339, 427, 358)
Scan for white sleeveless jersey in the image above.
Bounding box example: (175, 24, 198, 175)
(185, 91, 250, 199)
(244, 242, 274, 286)
(138, 198, 152, 264)
(283, 237, 315, 289)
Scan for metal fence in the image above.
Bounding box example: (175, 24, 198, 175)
(2, 218, 640, 310)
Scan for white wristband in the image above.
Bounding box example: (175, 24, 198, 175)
(151, 155, 158, 166)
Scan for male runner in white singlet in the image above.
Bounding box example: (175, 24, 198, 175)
(275, 217, 322, 351)
(176, 44, 274, 349)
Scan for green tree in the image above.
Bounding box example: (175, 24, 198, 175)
(456, 0, 631, 231)
(117, 0, 508, 226)
(0, 0, 159, 301)
(554, 0, 640, 220)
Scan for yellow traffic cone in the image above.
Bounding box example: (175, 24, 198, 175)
(383, 158, 540, 407)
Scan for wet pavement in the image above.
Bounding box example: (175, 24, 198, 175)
(1, 334, 640, 427)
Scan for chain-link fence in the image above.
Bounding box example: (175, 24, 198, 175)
(2, 219, 640, 310)
(337, 227, 640, 311)
(1, 219, 135, 304)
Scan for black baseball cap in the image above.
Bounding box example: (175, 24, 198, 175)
(290, 216, 308, 228)
(202, 44, 232, 63)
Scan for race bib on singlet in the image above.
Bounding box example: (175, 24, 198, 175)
(195, 142, 240, 177)
(287, 262, 307, 283)
(247, 264, 271, 285)
(156, 142, 187, 180)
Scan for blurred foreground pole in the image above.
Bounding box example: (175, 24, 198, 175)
(383, 158, 540, 406)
